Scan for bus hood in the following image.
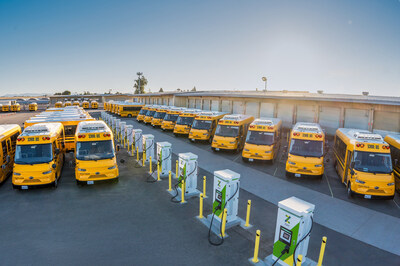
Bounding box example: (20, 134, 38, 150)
(353, 171, 394, 183)
(287, 154, 323, 164)
(244, 143, 273, 152)
(76, 158, 117, 171)
(14, 163, 53, 176)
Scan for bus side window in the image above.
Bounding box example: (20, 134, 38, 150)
(1, 141, 5, 162)
(212, 120, 217, 130)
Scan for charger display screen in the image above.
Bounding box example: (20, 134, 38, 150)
(279, 226, 292, 245)
(215, 190, 222, 203)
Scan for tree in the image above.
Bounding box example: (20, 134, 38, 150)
(134, 76, 148, 94)
(62, 90, 71, 95)
(159, 88, 164, 92)
(191, 86, 196, 92)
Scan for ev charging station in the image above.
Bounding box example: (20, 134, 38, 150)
(115, 119, 121, 134)
(125, 125, 133, 155)
(212, 169, 240, 224)
(133, 129, 143, 153)
(142, 134, 155, 163)
(120, 122, 126, 139)
(265, 197, 315, 266)
(156, 142, 172, 177)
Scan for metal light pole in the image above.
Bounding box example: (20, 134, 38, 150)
(137, 72, 143, 94)
(262, 77, 267, 92)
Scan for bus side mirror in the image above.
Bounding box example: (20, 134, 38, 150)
(350, 161, 355, 169)
(6, 155, 10, 164)
(1, 164, 6, 169)
(55, 148, 60, 155)
(395, 159, 398, 166)
(52, 164, 57, 169)
(116, 145, 121, 152)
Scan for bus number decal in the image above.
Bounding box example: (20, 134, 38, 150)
(89, 134, 96, 139)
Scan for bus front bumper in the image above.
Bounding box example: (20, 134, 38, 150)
(285, 163, 324, 177)
(76, 168, 119, 182)
(242, 150, 274, 161)
(351, 181, 395, 198)
(12, 172, 56, 186)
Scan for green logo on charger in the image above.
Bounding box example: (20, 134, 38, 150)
(285, 215, 291, 224)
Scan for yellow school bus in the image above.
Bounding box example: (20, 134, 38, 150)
(91, 101, 98, 109)
(73, 101, 80, 107)
(12, 123, 65, 189)
(75, 121, 118, 185)
(161, 108, 186, 131)
(173, 109, 200, 136)
(286, 123, 325, 178)
(64, 101, 72, 107)
(333, 129, 394, 199)
(82, 101, 90, 109)
(385, 134, 400, 193)
(189, 111, 228, 143)
(137, 105, 151, 122)
(143, 106, 159, 124)
(118, 103, 144, 117)
(11, 103, 21, 112)
(0, 124, 22, 183)
(55, 101, 63, 108)
(151, 106, 170, 127)
(211, 114, 254, 152)
(2, 104, 10, 112)
(29, 102, 38, 111)
(242, 118, 282, 162)
(103, 102, 108, 111)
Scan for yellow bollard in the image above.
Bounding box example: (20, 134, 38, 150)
(221, 208, 227, 237)
(175, 160, 178, 179)
(251, 230, 261, 263)
(198, 193, 204, 218)
(149, 156, 152, 173)
(157, 162, 161, 181)
(317, 237, 327, 266)
(136, 147, 139, 161)
(123, 137, 126, 148)
(181, 179, 186, 203)
(142, 150, 146, 166)
(168, 171, 172, 191)
(296, 255, 303, 266)
(245, 200, 252, 227)
(127, 140, 130, 152)
(203, 176, 207, 198)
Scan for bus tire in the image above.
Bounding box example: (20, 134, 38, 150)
(76, 180, 83, 186)
(242, 157, 248, 162)
(112, 178, 119, 184)
(211, 147, 216, 152)
(53, 177, 58, 189)
(285, 171, 292, 178)
(347, 183, 353, 198)
(174, 133, 178, 137)
(128, 114, 132, 118)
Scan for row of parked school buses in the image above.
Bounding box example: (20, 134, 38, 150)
(55, 101, 98, 109)
(107, 103, 400, 200)
(0, 103, 21, 112)
(0, 106, 119, 190)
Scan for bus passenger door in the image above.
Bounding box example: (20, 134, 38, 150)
(344, 150, 353, 184)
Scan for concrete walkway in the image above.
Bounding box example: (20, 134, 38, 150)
(116, 116, 400, 256)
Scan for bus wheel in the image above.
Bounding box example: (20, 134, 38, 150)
(128, 114, 132, 118)
(76, 180, 83, 186)
(347, 183, 353, 198)
(112, 178, 119, 184)
(211, 147, 216, 152)
(53, 177, 58, 188)
(285, 171, 292, 178)
(174, 133, 177, 137)
(242, 157, 248, 162)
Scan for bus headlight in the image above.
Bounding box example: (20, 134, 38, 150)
(14, 172, 21, 176)
(203, 133, 208, 136)
(387, 182, 395, 186)
(288, 161, 296, 165)
(78, 168, 86, 172)
(42, 170, 52, 175)
(315, 164, 323, 167)
(355, 179, 365, 184)
(265, 151, 272, 153)
(213, 140, 217, 142)
(108, 166, 116, 170)
(244, 149, 249, 151)
(229, 141, 236, 144)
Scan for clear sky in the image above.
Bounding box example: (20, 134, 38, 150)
(0, 0, 399, 96)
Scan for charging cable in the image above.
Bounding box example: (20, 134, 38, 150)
(170, 161, 197, 203)
(292, 216, 314, 266)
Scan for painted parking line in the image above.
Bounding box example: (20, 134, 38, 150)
(324, 173, 334, 198)
(393, 199, 400, 209)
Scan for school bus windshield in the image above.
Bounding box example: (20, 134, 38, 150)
(15, 144, 52, 164)
(139, 109, 147, 115)
(246, 131, 274, 145)
(192, 120, 212, 130)
(164, 114, 179, 122)
(154, 112, 166, 119)
(289, 139, 323, 158)
(146, 110, 156, 116)
(353, 151, 392, 174)
(176, 116, 194, 125)
(76, 140, 114, 160)
(215, 125, 239, 137)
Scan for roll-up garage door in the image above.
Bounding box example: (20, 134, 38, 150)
(221, 100, 232, 113)
(245, 102, 259, 117)
(189, 99, 195, 108)
(162, 98, 167, 105)
(211, 100, 219, 111)
(260, 102, 274, 118)
(344, 108, 369, 130)
(373, 111, 400, 135)
(319, 106, 340, 135)
(296, 105, 315, 123)
(277, 103, 294, 128)
(203, 100, 210, 110)
(195, 99, 202, 109)
(233, 101, 244, 114)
